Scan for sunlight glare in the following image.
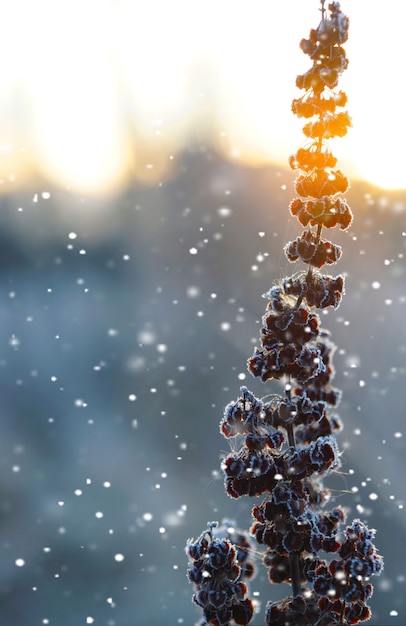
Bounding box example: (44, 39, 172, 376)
(0, 0, 405, 192)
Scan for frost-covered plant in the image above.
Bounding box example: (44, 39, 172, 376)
(186, 3, 383, 625)
(186, 521, 256, 626)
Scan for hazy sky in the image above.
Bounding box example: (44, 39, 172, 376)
(0, 0, 403, 192)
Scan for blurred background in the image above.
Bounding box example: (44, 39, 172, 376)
(0, 1, 405, 625)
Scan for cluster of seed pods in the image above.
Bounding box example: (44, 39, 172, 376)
(187, 3, 382, 625)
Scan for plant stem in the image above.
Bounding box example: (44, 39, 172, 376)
(289, 552, 302, 598)
(286, 422, 296, 449)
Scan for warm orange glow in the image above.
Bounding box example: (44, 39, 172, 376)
(0, 0, 404, 193)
